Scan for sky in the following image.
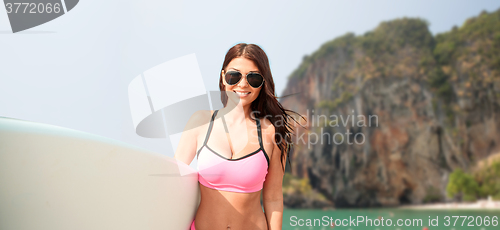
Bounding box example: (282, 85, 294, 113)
(1, 0, 499, 159)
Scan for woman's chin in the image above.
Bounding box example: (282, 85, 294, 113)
(228, 98, 252, 108)
(226, 92, 257, 108)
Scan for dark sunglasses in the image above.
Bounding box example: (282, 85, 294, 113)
(224, 70, 264, 88)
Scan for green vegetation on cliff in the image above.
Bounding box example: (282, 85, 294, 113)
(360, 18, 434, 57)
(434, 10, 500, 68)
(289, 18, 434, 80)
(290, 9, 500, 112)
(282, 172, 331, 208)
(446, 168, 480, 201)
(289, 33, 356, 80)
(447, 161, 500, 201)
(290, 8, 500, 135)
(430, 9, 500, 125)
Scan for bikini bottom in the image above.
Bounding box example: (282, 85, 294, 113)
(190, 219, 196, 230)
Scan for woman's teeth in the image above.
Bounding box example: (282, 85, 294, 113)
(234, 91, 250, 96)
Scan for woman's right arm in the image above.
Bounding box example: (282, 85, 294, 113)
(173, 110, 211, 165)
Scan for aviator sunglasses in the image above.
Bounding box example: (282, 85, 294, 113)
(223, 70, 265, 88)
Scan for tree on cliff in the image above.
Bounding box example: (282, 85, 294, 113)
(447, 169, 479, 201)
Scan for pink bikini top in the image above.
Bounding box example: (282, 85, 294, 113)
(196, 110, 270, 193)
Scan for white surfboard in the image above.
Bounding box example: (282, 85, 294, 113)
(0, 117, 199, 230)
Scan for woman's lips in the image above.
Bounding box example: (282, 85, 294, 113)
(234, 91, 250, 97)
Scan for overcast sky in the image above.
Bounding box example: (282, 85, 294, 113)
(1, 0, 499, 158)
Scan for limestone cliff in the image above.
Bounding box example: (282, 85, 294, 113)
(280, 9, 500, 207)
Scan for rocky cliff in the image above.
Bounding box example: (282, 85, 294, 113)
(280, 9, 500, 208)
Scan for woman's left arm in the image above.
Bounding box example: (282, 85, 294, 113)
(262, 131, 286, 230)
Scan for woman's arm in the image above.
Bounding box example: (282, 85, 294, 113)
(262, 127, 286, 230)
(173, 110, 210, 165)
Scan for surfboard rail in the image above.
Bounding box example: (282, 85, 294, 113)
(0, 117, 199, 230)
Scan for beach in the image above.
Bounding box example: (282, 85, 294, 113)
(400, 198, 500, 210)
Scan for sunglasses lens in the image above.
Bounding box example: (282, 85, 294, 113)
(225, 71, 242, 85)
(247, 73, 264, 88)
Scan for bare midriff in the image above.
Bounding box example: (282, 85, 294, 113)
(194, 184, 268, 230)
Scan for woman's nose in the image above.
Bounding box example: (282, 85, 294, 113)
(237, 76, 249, 87)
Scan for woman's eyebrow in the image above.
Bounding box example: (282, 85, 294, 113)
(228, 67, 260, 73)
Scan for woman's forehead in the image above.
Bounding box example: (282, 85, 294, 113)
(227, 57, 259, 72)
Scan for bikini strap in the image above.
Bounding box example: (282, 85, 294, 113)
(203, 110, 219, 146)
(255, 118, 264, 149)
(255, 117, 270, 167)
(197, 110, 219, 159)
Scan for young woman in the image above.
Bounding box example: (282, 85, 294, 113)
(174, 43, 299, 230)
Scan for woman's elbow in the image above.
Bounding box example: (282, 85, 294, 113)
(263, 193, 283, 203)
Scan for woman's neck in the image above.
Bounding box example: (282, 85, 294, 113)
(220, 101, 252, 124)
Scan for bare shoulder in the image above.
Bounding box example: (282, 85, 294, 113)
(190, 110, 213, 120)
(173, 110, 214, 164)
(259, 116, 276, 137)
(258, 116, 278, 158)
(184, 110, 214, 132)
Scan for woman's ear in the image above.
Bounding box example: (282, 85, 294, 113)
(221, 70, 226, 85)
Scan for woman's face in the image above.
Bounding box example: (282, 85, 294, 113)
(222, 57, 262, 107)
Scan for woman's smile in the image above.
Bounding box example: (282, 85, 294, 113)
(233, 90, 251, 97)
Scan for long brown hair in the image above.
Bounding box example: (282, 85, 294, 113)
(219, 43, 303, 171)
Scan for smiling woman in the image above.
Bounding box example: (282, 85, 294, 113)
(174, 43, 304, 230)
(222, 57, 264, 109)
